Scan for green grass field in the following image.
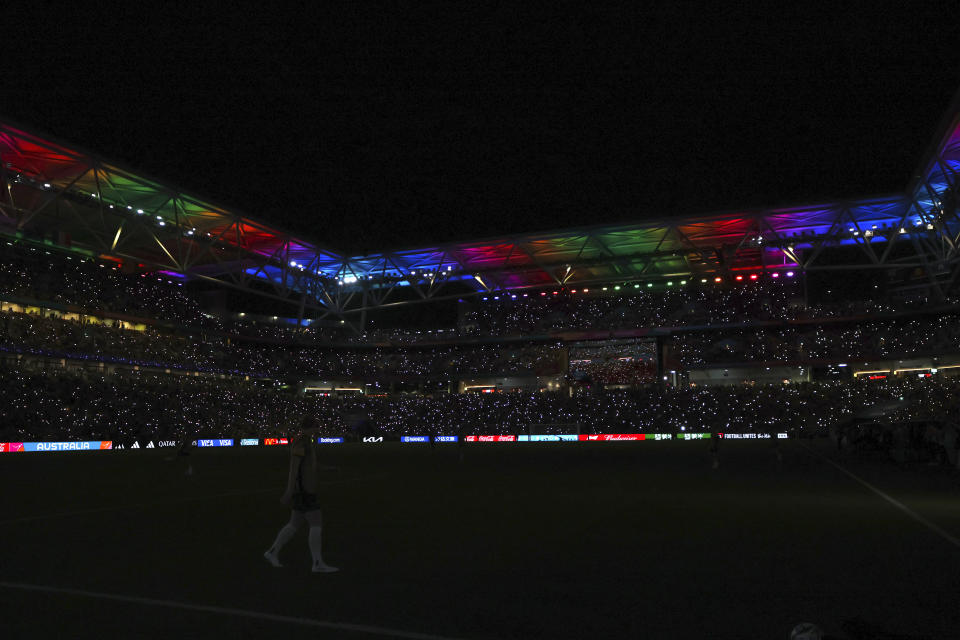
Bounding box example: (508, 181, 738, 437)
(1, 440, 959, 639)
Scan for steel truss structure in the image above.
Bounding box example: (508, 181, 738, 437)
(1, 95, 959, 317)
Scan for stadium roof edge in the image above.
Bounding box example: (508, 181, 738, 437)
(346, 193, 911, 260)
(0, 113, 346, 261)
(906, 82, 960, 199)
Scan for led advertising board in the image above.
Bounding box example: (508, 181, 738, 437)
(263, 438, 289, 446)
(318, 437, 344, 444)
(0, 443, 24, 452)
(578, 434, 645, 441)
(719, 433, 787, 439)
(677, 433, 710, 440)
(20, 441, 113, 452)
(195, 439, 234, 447)
(465, 435, 517, 442)
(240, 438, 260, 446)
(517, 435, 578, 442)
(400, 436, 430, 443)
(434, 436, 458, 443)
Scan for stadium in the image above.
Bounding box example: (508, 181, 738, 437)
(3, 17, 960, 640)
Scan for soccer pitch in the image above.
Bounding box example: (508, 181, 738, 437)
(1, 441, 958, 639)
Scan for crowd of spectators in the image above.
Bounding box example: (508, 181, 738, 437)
(1, 362, 955, 443)
(0, 242, 212, 327)
(0, 308, 564, 379)
(8, 239, 960, 383)
(9, 240, 959, 350)
(9, 299, 960, 381)
(670, 314, 960, 366)
(456, 280, 933, 338)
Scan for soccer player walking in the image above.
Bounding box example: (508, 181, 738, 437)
(264, 416, 339, 573)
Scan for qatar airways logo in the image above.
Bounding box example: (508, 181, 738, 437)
(157, 441, 177, 448)
(362, 436, 384, 443)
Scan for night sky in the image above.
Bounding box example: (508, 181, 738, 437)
(4, 5, 959, 257)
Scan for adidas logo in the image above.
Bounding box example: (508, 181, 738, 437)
(115, 443, 125, 449)
(131, 442, 140, 449)
(146, 441, 155, 449)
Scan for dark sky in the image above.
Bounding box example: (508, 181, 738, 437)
(4, 5, 959, 256)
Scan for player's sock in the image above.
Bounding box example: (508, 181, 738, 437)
(309, 527, 338, 572)
(267, 523, 298, 557)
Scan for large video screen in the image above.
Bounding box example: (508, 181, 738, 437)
(568, 338, 658, 386)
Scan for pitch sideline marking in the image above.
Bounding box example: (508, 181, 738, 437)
(802, 444, 960, 549)
(0, 475, 384, 525)
(0, 580, 466, 640)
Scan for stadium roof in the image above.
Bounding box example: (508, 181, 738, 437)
(1, 94, 959, 315)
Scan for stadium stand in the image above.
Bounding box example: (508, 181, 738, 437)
(1, 98, 959, 452)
